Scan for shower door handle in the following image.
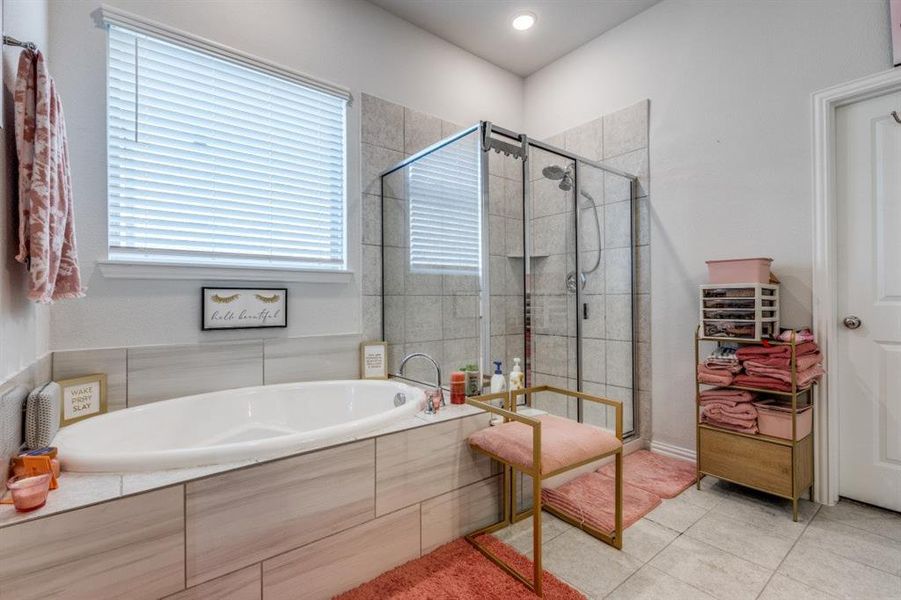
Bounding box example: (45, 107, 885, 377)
(583, 303, 589, 319)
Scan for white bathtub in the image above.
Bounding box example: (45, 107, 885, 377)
(53, 379, 425, 473)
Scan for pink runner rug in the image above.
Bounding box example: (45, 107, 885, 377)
(542, 472, 661, 534)
(598, 450, 697, 499)
(335, 537, 585, 599)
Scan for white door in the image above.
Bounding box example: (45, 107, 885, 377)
(835, 91, 901, 512)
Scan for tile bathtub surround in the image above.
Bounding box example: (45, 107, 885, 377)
(53, 347, 127, 412)
(0, 486, 185, 600)
(262, 504, 422, 600)
(0, 404, 500, 599)
(36, 333, 361, 414)
(263, 333, 360, 384)
(128, 340, 264, 407)
(186, 440, 376, 585)
(375, 412, 494, 515)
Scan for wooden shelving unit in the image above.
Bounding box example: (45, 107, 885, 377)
(695, 327, 814, 521)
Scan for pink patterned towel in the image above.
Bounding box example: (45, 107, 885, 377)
(14, 50, 84, 303)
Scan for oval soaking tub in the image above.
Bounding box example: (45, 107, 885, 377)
(53, 379, 425, 472)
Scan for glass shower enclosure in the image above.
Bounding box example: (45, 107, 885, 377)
(380, 122, 639, 435)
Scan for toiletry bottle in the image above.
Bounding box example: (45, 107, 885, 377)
(490, 361, 506, 393)
(509, 358, 524, 391)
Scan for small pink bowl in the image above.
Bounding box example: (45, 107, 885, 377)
(7, 474, 51, 512)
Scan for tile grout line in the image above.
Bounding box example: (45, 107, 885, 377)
(752, 502, 821, 600)
(601, 494, 720, 599)
(799, 510, 901, 578)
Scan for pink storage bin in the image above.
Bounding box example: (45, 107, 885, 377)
(706, 258, 773, 284)
(753, 399, 812, 440)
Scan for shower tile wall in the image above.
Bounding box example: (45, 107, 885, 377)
(487, 151, 525, 385)
(360, 94, 480, 383)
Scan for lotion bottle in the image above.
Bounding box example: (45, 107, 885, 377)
(509, 358, 524, 391)
(490, 361, 506, 393)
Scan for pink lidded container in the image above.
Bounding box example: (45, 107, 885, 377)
(706, 258, 773, 284)
(7, 474, 52, 512)
(753, 400, 812, 440)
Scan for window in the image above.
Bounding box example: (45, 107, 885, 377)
(407, 133, 481, 275)
(106, 24, 347, 271)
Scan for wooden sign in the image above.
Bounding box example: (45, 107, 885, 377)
(361, 341, 388, 379)
(202, 287, 287, 330)
(58, 374, 107, 426)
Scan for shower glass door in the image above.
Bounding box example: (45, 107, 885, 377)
(527, 146, 578, 418)
(523, 148, 636, 435)
(576, 160, 635, 434)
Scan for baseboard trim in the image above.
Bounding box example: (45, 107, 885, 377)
(650, 439, 696, 462)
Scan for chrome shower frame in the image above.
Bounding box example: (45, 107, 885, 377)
(379, 121, 640, 437)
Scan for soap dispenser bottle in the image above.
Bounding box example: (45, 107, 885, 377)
(490, 361, 506, 393)
(509, 358, 524, 391)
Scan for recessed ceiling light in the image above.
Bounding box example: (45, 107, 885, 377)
(511, 12, 536, 31)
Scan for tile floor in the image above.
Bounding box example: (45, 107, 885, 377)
(493, 477, 901, 599)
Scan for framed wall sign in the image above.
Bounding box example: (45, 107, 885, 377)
(361, 341, 388, 379)
(893, 0, 901, 67)
(202, 287, 287, 330)
(58, 374, 107, 426)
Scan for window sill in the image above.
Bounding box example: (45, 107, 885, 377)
(96, 260, 354, 284)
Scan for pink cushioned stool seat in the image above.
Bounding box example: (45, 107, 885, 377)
(468, 414, 622, 475)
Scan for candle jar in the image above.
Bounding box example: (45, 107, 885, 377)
(7, 474, 51, 512)
(450, 371, 466, 404)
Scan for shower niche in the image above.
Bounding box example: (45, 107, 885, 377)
(380, 122, 639, 435)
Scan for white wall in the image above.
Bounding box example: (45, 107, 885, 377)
(1, 0, 50, 380)
(47, 0, 523, 350)
(524, 0, 892, 452)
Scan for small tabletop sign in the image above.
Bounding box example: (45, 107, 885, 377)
(58, 374, 107, 426)
(361, 341, 388, 379)
(202, 287, 287, 330)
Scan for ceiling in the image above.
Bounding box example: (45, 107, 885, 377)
(367, 0, 661, 76)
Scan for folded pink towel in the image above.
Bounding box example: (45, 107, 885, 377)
(744, 352, 821, 371)
(700, 388, 755, 403)
(701, 415, 759, 434)
(701, 361, 743, 373)
(736, 342, 818, 361)
(697, 365, 734, 386)
(736, 344, 791, 360)
(744, 364, 825, 387)
(733, 373, 794, 392)
(702, 402, 758, 421)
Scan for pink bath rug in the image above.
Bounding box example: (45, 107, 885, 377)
(542, 472, 661, 534)
(598, 449, 697, 499)
(334, 536, 585, 599)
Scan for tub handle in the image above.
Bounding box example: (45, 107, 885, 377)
(394, 393, 406, 407)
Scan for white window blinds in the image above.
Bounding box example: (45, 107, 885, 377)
(106, 24, 347, 270)
(407, 133, 481, 275)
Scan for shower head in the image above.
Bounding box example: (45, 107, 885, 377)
(542, 165, 567, 180)
(543, 164, 574, 191)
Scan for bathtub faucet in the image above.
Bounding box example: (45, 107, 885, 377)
(398, 353, 445, 414)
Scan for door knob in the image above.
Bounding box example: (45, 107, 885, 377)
(843, 315, 862, 329)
